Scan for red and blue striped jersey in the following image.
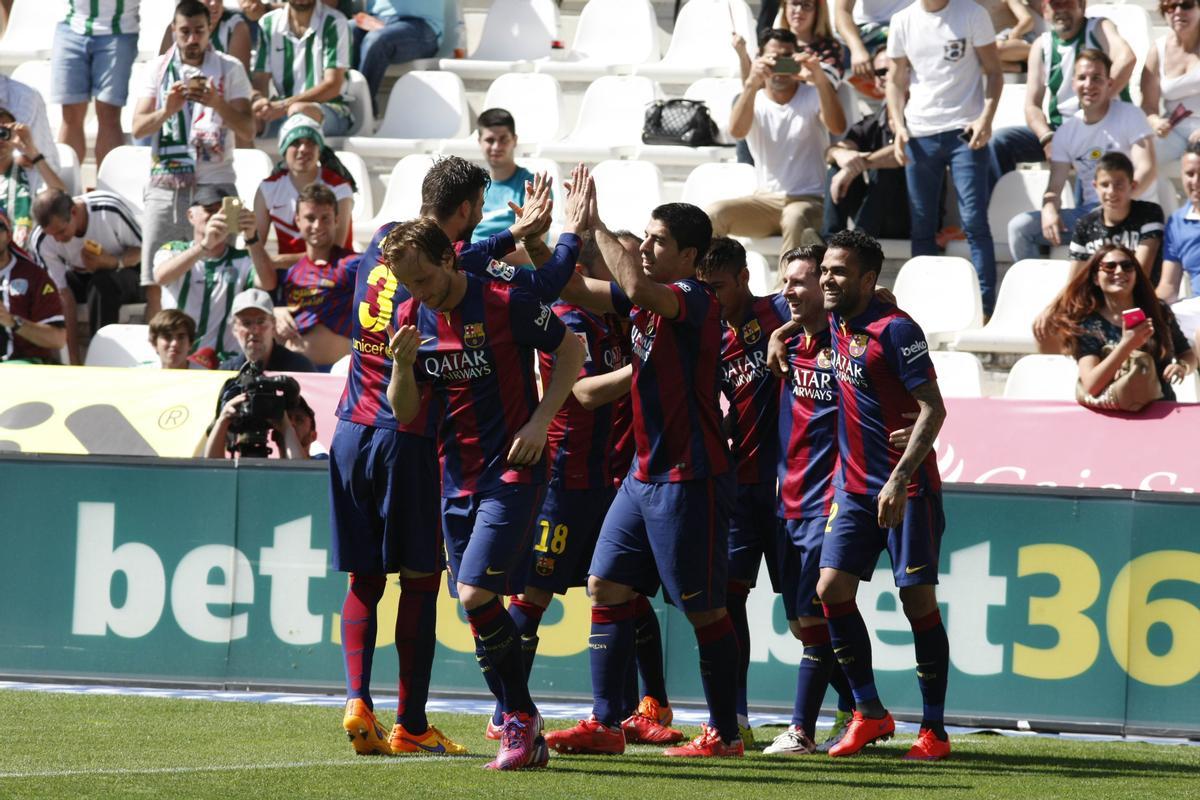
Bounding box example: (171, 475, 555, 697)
(282, 246, 359, 338)
(828, 297, 940, 497)
(777, 326, 838, 519)
(403, 274, 567, 497)
(538, 302, 628, 490)
(719, 293, 791, 485)
(612, 278, 730, 483)
(606, 314, 635, 485)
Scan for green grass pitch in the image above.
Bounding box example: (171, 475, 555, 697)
(1, 691, 1196, 800)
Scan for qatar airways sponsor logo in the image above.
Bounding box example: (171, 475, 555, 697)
(829, 349, 867, 388)
(630, 324, 655, 362)
(789, 366, 834, 402)
(424, 349, 493, 382)
(723, 350, 769, 388)
(601, 343, 625, 370)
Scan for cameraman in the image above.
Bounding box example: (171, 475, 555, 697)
(204, 380, 306, 459)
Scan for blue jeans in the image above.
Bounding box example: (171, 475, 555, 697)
(987, 126, 1043, 189)
(1006, 202, 1097, 262)
(905, 129, 997, 315)
(355, 16, 440, 111)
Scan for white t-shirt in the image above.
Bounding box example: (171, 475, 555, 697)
(139, 48, 252, 185)
(1050, 101, 1155, 206)
(887, 0, 995, 137)
(746, 86, 828, 197)
(853, 0, 916, 26)
(29, 191, 143, 289)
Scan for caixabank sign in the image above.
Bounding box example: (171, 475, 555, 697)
(1, 454, 1197, 736)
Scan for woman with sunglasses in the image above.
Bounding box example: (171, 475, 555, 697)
(1141, 0, 1200, 164)
(1046, 244, 1196, 402)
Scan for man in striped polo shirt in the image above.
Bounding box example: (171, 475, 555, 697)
(251, 0, 356, 138)
(50, 0, 141, 169)
(152, 185, 259, 362)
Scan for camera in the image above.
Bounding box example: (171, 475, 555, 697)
(0, 128, 11, 142)
(226, 362, 301, 457)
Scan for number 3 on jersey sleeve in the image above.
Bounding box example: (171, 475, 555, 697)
(358, 264, 398, 333)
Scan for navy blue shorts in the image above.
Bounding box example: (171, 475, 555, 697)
(328, 420, 442, 575)
(589, 473, 734, 613)
(819, 489, 945, 587)
(777, 516, 827, 620)
(728, 480, 782, 589)
(524, 484, 615, 595)
(442, 483, 546, 597)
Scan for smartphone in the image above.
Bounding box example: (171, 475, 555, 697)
(1122, 308, 1147, 328)
(188, 75, 207, 93)
(82, 239, 103, 255)
(957, 128, 973, 144)
(772, 57, 800, 75)
(220, 196, 242, 241)
(1169, 103, 1194, 129)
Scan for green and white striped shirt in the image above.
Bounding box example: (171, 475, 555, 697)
(156, 242, 255, 359)
(252, 5, 351, 109)
(63, 0, 140, 37)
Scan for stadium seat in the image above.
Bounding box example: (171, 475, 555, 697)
(635, 0, 755, 83)
(535, 0, 661, 81)
(1087, 5, 1152, 104)
(519, 157, 566, 223)
(0, 0, 65, 66)
(232, 149, 274, 207)
(438, 0, 559, 80)
(329, 354, 351, 376)
(96, 145, 152, 212)
(537, 75, 661, 161)
(439, 73, 565, 158)
(680, 162, 758, 211)
(83, 324, 157, 368)
(341, 70, 377, 138)
(746, 250, 778, 296)
(56, 143, 81, 196)
(1002, 354, 1079, 401)
(363, 154, 437, 240)
(138, 0, 176, 61)
(683, 77, 743, 145)
(591, 159, 662, 236)
(953, 259, 1072, 354)
(335, 150, 377, 245)
(928, 351, 986, 398)
(347, 71, 470, 159)
(993, 82, 1027, 131)
(836, 79, 864, 131)
(986, 167, 1074, 258)
(892, 256, 985, 348)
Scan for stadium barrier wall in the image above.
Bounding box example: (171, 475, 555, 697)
(1, 453, 1197, 738)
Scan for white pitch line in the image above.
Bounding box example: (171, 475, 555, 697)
(0, 756, 481, 780)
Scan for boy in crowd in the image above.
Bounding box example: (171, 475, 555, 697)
(1068, 151, 1163, 280)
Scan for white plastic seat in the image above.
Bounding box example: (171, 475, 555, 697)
(535, 0, 661, 81)
(987, 167, 1074, 255)
(232, 149, 274, 206)
(681, 162, 758, 211)
(55, 143, 81, 196)
(993, 83, 1027, 131)
(138, 0, 176, 60)
(96, 145, 152, 212)
(83, 324, 157, 367)
(329, 354, 351, 376)
(635, 0, 755, 82)
(954, 259, 1073, 354)
(892, 256, 985, 348)
(683, 77, 743, 145)
(746, 250, 778, 296)
(438, 73, 565, 158)
(335, 150, 376, 245)
(537, 76, 660, 161)
(439, 0, 559, 80)
(518, 157, 566, 223)
(341, 69, 377, 138)
(591, 159, 662, 236)
(347, 71, 469, 160)
(364, 154, 437, 235)
(0, 0, 66, 66)
(1003, 354, 1079, 401)
(928, 351, 986, 398)
(836, 79, 864, 131)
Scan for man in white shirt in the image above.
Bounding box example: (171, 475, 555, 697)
(132, 0, 254, 321)
(0, 75, 61, 174)
(1007, 48, 1155, 262)
(708, 28, 847, 257)
(887, 0, 1003, 314)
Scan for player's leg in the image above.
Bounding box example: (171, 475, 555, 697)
(725, 481, 774, 741)
(620, 592, 684, 744)
(891, 494, 950, 760)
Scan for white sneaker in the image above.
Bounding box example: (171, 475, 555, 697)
(763, 726, 817, 755)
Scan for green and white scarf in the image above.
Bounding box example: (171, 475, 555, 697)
(0, 161, 33, 249)
(151, 47, 196, 189)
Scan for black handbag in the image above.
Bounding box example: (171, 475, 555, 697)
(642, 99, 720, 147)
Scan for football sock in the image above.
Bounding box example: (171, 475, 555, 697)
(829, 652, 856, 713)
(395, 575, 439, 735)
(695, 614, 741, 743)
(466, 597, 534, 716)
(622, 646, 639, 718)
(910, 608, 949, 739)
(823, 600, 886, 718)
(341, 573, 386, 708)
(590, 602, 636, 728)
(632, 594, 670, 707)
(491, 597, 545, 726)
(474, 634, 507, 726)
(793, 623, 834, 737)
(726, 581, 751, 720)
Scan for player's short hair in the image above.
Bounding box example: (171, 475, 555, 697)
(1188, 140, 1200, 159)
(175, 0, 210, 21)
(611, 229, 642, 246)
(695, 236, 747, 281)
(758, 27, 798, 53)
(477, 108, 517, 137)
(826, 229, 884, 278)
(296, 182, 339, 215)
(578, 232, 600, 271)
(650, 203, 712, 263)
(32, 188, 74, 228)
(381, 217, 455, 277)
(780, 244, 827, 271)
(1075, 48, 1112, 77)
(1095, 151, 1135, 180)
(148, 308, 197, 343)
(420, 156, 490, 222)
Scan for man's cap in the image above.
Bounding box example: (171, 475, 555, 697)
(191, 185, 234, 208)
(279, 113, 325, 155)
(231, 287, 275, 317)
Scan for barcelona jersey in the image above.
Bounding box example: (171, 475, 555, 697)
(777, 326, 838, 519)
(282, 246, 359, 337)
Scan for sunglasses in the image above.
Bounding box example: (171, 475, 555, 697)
(1162, 0, 1197, 11)
(873, 67, 889, 77)
(1098, 260, 1138, 273)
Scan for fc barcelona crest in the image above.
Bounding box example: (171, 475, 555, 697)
(535, 555, 556, 576)
(849, 334, 869, 358)
(464, 322, 486, 348)
(817, 348, 833, 369)
(741, 319, 762, 344)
